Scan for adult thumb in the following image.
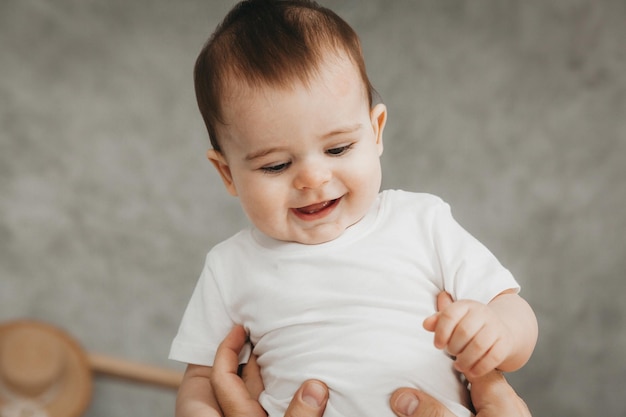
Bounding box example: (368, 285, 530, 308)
(283, 380, 328, 417)
(391, 388, 454, 417)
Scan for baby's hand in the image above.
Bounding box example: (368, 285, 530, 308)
(423, 298, 514, 380)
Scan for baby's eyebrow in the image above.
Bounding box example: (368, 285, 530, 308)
(244, 146, 287, 161)
(320, 123, 363, 139)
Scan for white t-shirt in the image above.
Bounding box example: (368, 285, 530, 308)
(170, 190, 520, 417)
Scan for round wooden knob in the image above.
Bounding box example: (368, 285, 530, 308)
(0, 326, 66, 397)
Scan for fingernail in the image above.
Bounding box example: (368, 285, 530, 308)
(302, 381, 326, 408)
(395, 392, 419, 416)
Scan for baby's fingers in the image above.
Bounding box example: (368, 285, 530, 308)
(422, 314, 438, 332)
(445, 316, 485, 356)
(429, 303, 471, 349)
(454, 324, 510, 379)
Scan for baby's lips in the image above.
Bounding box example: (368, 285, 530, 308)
(297, 200, 333, 214)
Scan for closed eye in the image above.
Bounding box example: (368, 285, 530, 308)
(326, 143, 354, 156)
(261, 161, 291, 174)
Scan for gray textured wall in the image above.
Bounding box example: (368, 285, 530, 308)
(1, 1, 625, 416)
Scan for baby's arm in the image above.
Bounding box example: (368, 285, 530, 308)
(484, 291, 538, 372)
(176, 364, 222, 417)
(423, 291, 538, 380)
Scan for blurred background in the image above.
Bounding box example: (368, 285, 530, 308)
(1, 0, 624, 415)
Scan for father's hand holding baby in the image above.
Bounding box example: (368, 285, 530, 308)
(211, 322, 531, 417)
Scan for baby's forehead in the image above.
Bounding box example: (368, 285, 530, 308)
(216, 56, 369, 144)
(221, 51, 364, 104)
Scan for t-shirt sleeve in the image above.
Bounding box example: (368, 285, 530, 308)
(431, 201, 520, 304)
(168, 253, 250, 366)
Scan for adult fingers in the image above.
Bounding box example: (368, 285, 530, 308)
(390, 388, 455, 417)
(212, 326, 266, 417)
(283, 380, 329, 417)
(469, 371, 532, 417)
(241, 354, 264, 400)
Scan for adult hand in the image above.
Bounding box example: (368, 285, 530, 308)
(213, 315, 530, 417)
(210, 326, 265, 417)
(390, 370, 531, 417)
(211, 325, 328, 417)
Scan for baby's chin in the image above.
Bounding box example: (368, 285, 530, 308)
(270, 218, 365, 245)
(296, 232, 343, 245)
(287, 230, 344, 245)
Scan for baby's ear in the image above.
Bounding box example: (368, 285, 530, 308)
(207, 149, 238, 196)
(370, 103, 387, 155)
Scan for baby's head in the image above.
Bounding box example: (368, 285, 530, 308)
(196, 0, 387, 244)
(195, 0, 376, 151)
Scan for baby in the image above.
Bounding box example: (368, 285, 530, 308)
(169, 1, 538, 416)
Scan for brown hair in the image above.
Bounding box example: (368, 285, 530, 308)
(194, 0, 376, 151)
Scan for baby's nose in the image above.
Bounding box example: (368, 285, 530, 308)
(293, 161, 331, 190)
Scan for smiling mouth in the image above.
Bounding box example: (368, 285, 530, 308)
(295, 198, 340, 216)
